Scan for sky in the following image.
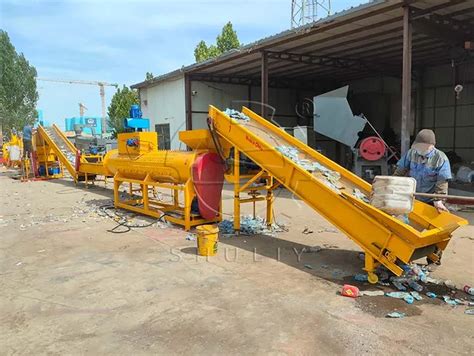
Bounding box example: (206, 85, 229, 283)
(1, 0, 367, 129)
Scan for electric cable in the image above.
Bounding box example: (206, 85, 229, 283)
(99, 204, 167, 234)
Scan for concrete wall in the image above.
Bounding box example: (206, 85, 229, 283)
(190, 81, 249, 130)
(190, 81, 299, 130)
(139, 75, 186, 150)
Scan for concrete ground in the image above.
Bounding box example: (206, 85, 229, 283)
(1, 167, 473, 355)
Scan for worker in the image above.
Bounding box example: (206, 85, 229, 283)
(394, 129, 451, 213)
(22, 124, 33, 158)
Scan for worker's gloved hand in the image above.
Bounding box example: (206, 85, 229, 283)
(433, 200, 449, 213)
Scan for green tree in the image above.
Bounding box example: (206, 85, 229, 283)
(145, 72, 154, 80)
(107, 85, 139, 137)
(194, 40, 210, 63)
(0, 30, 38, 133)
(216, 22, 240, 53)
(194, 22, 240, 62)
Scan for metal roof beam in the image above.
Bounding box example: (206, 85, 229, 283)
(410, 0, 468, 20)
(411, 6, 474, 45)
(187, 2, 405, 74)
(261, 35, 433, 77)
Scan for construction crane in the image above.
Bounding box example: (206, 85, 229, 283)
(37, 78, 119, 134)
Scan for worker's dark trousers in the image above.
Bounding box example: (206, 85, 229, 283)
(23, 139, 32, 158)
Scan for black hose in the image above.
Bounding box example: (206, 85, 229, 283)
(99, 204, 167, 234)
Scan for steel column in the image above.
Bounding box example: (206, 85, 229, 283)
(401, 6, 412, 154)
(261, 51, 268, 118)
(185, 74, 192, 130)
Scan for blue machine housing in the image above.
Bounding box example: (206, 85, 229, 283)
(123, 118, 150, 131)
(123, 104, 150, 132)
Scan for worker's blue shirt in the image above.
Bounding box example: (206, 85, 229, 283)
(397, 148, 451, 201)
(23, 126, 32, 140)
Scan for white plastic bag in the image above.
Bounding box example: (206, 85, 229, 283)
(370, 176, 416, 214)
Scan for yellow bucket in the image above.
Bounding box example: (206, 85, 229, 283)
(196, 224, 219, 256)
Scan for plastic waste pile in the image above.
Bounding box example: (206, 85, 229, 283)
(353, 188, 369, 203)
(388, 263, 428, 292)
(224, 108, 250, 122)
(354, 261, 474, 311)
(219, 215, 285, 237)
(275, 145, 341, 191)
(43, 127, 76, 166)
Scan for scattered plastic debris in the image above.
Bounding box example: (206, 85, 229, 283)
(353, 188, 369, 203)
(218, 215, 285, 236)
(318, 227, 338, 233)
(359, 290, 385, 296)
(426, 292, 437, 298)
(377, 269, 390, 282)
(465, 308, 474, 315)
(16, 261, 23, 266)
(404, 295, 414, 304)
(341, 284, 359, 298)
(354, 273, 368, 282)
(275, 145, 342, 191)
(185, 233, 196, 241)
(224, 108, 250, 122)
(302, 226, 313, 234)
(391, 278, 407, 291)
(407, 280, 423, 292)
(304, 264, 313, 270)
(385, 292, 414, 304)
(410, 291, 423, 301)
(386, 311, 406, 318)
(463, 285, 474, 296)
(443, 296, 462, 306)
(426, 276, 442, 284)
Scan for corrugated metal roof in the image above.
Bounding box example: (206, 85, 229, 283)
(132, 0, 474, 89)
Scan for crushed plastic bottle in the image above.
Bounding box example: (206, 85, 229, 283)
(408, 279, 423, 292)
(443, 295, 461, 306)
(410, 291, 423, 301)
(385, 292, 415, 304)
(464, 285, 474, 296)
(386, 311, 405, 318)
(390, 277, 408, 291)
(404, 294, 415, 304)
(426, 292, 437, 298)
(410, 265, 427, 283)
(392, 280, 407, 291)
(224, 108, 250, 122)
(354, 273, 368, 282)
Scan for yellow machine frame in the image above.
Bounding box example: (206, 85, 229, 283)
(207, 106, 467, 283)
(32, 107, 467, 283)
(225, 148, 278, 231)
(113, 173, 221, 231)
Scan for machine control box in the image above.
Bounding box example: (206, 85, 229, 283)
(118, 132, 158, 155)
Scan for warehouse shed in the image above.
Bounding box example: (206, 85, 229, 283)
(132, 0, 474, 166)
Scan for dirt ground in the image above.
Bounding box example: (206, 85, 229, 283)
(1, 167, 473, 355)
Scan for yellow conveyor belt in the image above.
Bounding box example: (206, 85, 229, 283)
(208, 106, 467, 280)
